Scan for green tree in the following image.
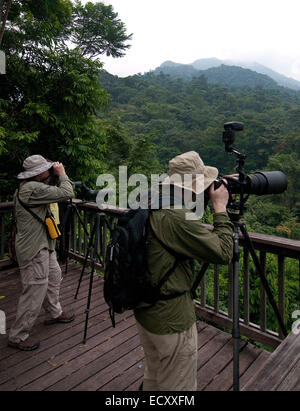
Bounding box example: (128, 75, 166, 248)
(0, 0, 132, 200)
(70, 1, 132, 58)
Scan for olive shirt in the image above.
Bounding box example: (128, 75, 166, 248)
(14, 175, 74, 267)
(134, 208, 234, 335)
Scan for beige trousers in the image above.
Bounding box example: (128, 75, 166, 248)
(136, 321, 198, 391)
(9, 248, 63, 343)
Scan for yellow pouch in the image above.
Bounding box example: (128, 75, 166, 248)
(45, 215, 61, 239)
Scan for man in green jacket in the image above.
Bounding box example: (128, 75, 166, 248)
(8, 155, 75, 351)
(134, 151, 234, 391)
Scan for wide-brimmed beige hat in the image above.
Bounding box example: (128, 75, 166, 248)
(161, 151, 218, 195)
(17, 155, 54, 179)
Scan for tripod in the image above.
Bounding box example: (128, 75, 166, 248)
(74, 212, 107, 344)
(194, 214, 287, 391)
(192, 123, 288, 390)
(59, 199, 92, 275)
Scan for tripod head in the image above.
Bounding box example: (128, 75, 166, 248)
(218, 121, 287, 220)
(223, 122, 247, 171)
(223, 122, 244, 151)
(221, 122, 248, 219)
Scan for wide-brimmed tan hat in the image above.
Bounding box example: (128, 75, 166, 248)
(161, 151, 218, 195)
(17, 155, 54, 179)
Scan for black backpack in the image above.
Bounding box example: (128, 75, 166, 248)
(104, 207, 184, 327)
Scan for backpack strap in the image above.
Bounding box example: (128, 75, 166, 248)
(149, 223, 186, 301)
(149, 205, 203, 302)
(190, 262, 210, 299)
(152, 224, 212, 302)
(17, 190, 45, 225)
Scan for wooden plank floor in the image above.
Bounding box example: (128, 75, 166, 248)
(0, 262, 270, 391)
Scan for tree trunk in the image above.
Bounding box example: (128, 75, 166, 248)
(0, 0, 13, 46)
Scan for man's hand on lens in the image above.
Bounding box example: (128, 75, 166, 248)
(53, 162, 65, 176)
(209, 179, 229, 213)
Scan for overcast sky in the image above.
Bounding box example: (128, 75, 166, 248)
(83, 0, 300, 81)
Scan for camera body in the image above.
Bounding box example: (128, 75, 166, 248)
(223, 121, 244, 152)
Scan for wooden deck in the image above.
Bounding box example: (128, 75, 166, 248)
(0, 262, 270, 391)
(243, 330, 300, 391)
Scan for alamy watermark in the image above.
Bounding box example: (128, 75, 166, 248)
(0, 310, 6, 335)
(95, 166, 205, 220)
(292, 310, 300, 335)
(0, 50, 5, 74)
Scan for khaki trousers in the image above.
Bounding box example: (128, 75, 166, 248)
(9, 248, 63, 343)
(136, 321, 198, 391)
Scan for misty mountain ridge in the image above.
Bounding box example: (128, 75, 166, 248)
(155, 58, 300, 91)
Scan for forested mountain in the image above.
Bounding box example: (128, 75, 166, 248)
(154, 63, 278, 89)
(155, 58, 300, 90)
(98, 70, 300, 239)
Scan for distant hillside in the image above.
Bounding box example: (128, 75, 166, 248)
(154, 62, 278, 89)
(154, 58, 300, 91)
(229, 61, 300, 91)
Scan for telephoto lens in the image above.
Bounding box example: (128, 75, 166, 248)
(246, 171, 288, 195)
(226, 171, 288, 196)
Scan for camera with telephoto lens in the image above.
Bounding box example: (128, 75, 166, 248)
(73, 181, 99, 200)
(214, 122, 287, 214)
(214, 170, 288, 196)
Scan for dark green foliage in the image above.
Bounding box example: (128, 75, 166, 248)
(0, 0, 132, 199)
(98, 70, 300, 239)
(70, 1, 132, 58)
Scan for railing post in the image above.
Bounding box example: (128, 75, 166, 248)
(214, 264, 219, 313)
(201, 272, 206, 307)
(228, 262, 233, 319)
(243, 247, 249, 326)
(260, 251, 267, 332)
(84, 211, 88, 256)
(278, 255, 285, 339)
(299, 259, 300, 308)
(0, 213, 4, 259)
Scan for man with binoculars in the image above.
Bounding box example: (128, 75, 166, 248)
(8, 155, 75, 351)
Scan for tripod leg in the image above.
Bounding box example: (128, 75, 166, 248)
(74, 206, 104, 266)
(232, 224, 240, 392)
(74, 216, 97, 300)
(83, 213, 102, 344)
(239, 223, 287, 337)
(59, 204, 72, 275)
(73, 204, 90, 237)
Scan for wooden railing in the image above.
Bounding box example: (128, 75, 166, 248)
(1, 200, 300, 349)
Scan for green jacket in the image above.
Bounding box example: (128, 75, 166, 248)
(134, 208, 234, 334)
(14, 175, 74, 267)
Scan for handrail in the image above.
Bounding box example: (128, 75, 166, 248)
(1, 200, 299, 349)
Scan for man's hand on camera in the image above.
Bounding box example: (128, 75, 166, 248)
(53, 162, 66, 176)
(209, 179, 229, 214)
